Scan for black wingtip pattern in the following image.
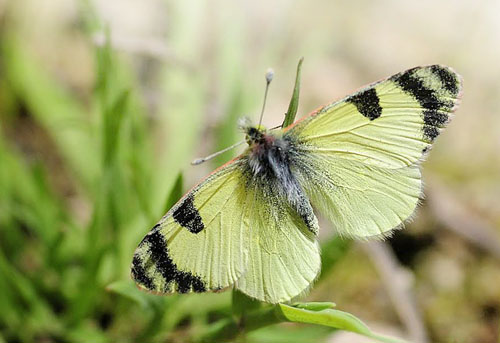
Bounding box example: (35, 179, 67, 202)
(392, 66, 461, 142)
(430, 65, 460, 96)
(132, 228, 207, 293)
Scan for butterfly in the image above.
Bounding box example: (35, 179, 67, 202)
(131, 64, 462, 303)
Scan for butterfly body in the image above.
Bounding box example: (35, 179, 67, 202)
(132, 65, 463, 303)
(243, 125, 319, 234)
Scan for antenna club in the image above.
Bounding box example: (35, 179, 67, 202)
(191, 158, 204, 165)
(265, 68, 274, 84)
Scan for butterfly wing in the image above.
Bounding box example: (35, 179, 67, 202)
(132, 64, 462, 300)
(132, 156, 321, 303)
(286, 65, 462, 238)
(132, 159, 252, 294)
(235, 180, 321, 303)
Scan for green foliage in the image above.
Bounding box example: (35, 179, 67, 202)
(197, 294, 408, 343)
(277, 304, 408, 343)
(282, 57, 304, 128)
(163, 173, 184, 214)
(0, 9, 407, 343)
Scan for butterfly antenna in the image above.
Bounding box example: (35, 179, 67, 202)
(191, 140, 245, 165)
(258, 68, 274, 127)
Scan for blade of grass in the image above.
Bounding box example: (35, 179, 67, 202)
(198, 301, 410, 343)
(151, 1, 209, 217)
(277, 304, 409, 343)
(163, 172, 184, 214)
(2, 34, 98, 189)
(282, 57, 304, 128)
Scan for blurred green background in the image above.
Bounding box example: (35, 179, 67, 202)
(1, 0, 499, 342)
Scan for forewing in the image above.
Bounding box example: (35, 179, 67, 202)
(286, 65, 462, 169)
(235, 182, 321, 303)
(131, 159, 251, 294)
(286, 65, 462, 238)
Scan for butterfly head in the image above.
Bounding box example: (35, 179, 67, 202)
(245, 126, 267, 145)
(238, 117, 270, 146)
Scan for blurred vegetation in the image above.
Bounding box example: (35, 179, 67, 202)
(1, 0, 499, 342)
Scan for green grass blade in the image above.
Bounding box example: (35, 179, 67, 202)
(292, 302, 336, 311)
(2, 34, 98, 188)
(278, 304, 410, 343)
(282, 57, 304, 128)
(200, 301, 408, 343)
(163, 172, 184, 214)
